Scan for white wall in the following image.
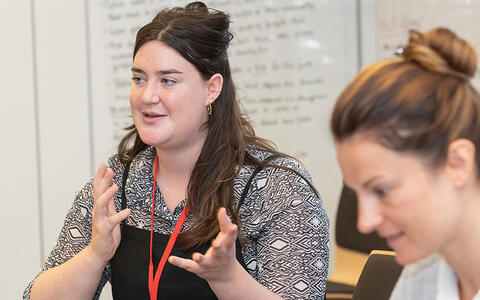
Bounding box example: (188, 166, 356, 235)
(0, 0, 93, 298)
(0, 1, 41, 298)
(33, 0, 92, 261)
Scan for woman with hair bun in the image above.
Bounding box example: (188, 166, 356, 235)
(331, 27, 480, 299)
(24, 2, 329, 299)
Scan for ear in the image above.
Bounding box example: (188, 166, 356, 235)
(205, 73, 223, 105)
(445, 139, 476, 188)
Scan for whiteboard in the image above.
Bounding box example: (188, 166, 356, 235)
(363, 0, 480, 90)
(87, 0, 358, 222)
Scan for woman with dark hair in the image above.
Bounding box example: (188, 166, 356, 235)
(24, 2, 329, 299)
(331, 27, 480, 299)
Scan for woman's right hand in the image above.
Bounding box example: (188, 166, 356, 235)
(88, 163, 131, 264)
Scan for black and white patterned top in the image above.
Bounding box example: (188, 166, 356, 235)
(24, 146, 329, 299)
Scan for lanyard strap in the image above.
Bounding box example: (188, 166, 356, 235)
(148, 155, 190, 300)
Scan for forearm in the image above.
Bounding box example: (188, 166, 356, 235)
(30, 245, 106, 300)
(209, 261, 283, 300)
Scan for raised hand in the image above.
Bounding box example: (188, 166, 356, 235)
(89, 162, 131, 264)
(168, 207, 241, 283)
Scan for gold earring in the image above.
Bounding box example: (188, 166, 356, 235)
(207, 103, 212, 115)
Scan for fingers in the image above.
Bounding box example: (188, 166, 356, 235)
(217, 207, 238, 249)
(92, 162, 125, 228)
(90, 164, 128, 262)
(92, 163, 118, 220)
(209, 239, 229, 260)
(217, 207, 232, 229)
(94, 206, 130, 236)
(168, 209, 241, 282)
(92, 184, 119, 227)
(96, 184, 119, 210)
(93, 163, 115, 202)
(192, 252, 204, 263)
(107, 193, 117, 216)
(93, 162, 106, 185)
(168, 256, 200, 273)
(105, 208, 131, 230)
(169, 253, 217, 272)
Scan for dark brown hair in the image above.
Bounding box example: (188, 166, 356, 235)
(331, 27, 480, 174)
(118, 2, 317, 248)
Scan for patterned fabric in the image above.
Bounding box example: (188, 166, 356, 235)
(24, 146, 329, 299)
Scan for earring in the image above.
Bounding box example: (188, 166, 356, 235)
(207, 103, 212, 115)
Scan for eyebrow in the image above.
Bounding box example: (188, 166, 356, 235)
(362, 176, 381, 189)
(130, 67, 183, 75)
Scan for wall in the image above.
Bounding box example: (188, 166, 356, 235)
(0, 0, 92, 298)
(0, 1, 41, 298)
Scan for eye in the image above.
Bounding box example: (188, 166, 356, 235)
(132, 76, 146, 85)
(373, 187, 389, 198)
(161, 78, 176, 87)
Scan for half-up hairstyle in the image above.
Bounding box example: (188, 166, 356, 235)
(118, 1, 317, 249)
(331, 27, 480, 174)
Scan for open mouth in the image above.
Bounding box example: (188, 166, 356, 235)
(143, 112, 164, 118)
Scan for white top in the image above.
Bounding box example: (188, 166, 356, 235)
(390, 254, 480, 300)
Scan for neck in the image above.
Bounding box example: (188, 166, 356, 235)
(154, 134, 207, 211)
(155, 146, 201, 180)
(154, 131, 208, 178)
(440, 186, 480, 299)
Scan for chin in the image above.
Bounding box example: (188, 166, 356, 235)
(137, 131, 169, 147)
(394, 248, 431, 266)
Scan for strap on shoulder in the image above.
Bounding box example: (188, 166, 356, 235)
(237, 154, 281, 211)
(120, 161, 131, 217)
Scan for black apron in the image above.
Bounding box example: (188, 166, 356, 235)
(110, 154, 278, 299)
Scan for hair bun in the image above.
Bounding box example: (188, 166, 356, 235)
(185, 1, 209, 14)
(401, 27, 477, 80)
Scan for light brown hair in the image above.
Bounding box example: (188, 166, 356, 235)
(331, 27, 480, 174)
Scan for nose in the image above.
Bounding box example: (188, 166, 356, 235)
(356, 194, 383, 234)
(141, 81, 160, 104)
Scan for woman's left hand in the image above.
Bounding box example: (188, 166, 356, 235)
(168, 207, 241, 283)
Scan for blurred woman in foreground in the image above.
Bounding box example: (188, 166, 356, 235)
(331, 27, 480, 299)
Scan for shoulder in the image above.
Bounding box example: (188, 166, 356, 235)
(105, 146, 156, 184)
(390, 254, 442, 300)
(237, 147, 329, 250)
(237, 147, 324, 220)
(245, 147, 313, 183)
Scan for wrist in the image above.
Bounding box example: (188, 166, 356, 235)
(84, 244, 109, 268)
(210, 260, 246, 287)
(208, 261, 282, 300)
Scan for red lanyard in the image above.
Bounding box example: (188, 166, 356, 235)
(148, 155, 190, 300)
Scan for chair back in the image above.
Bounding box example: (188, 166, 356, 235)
(352, 251, 403, 300)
